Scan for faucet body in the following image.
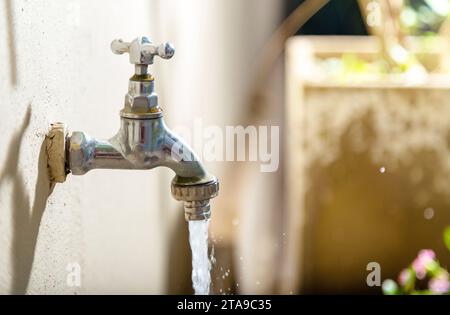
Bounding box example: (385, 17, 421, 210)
(70, 117, 210, 182)
(65, 37, 218, 220)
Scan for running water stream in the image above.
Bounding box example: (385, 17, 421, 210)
(188, 219, 211, 295)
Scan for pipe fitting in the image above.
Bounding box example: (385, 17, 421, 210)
(46, 122, 68, 183)
(183, 200, 212, 221)
(171, 178, 219, 221)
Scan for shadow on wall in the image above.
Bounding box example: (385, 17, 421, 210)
(4, 0, 17, 86)
(0, 105, 52, 294)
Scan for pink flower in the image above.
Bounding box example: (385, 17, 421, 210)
(429, 272, 450, 294)
(412, 249, 435, 280)
(398, 269, 412, 286)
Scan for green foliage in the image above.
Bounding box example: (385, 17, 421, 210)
(444, 226, 450, 251)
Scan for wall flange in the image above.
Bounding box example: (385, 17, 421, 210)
(46, 122, 68, 183)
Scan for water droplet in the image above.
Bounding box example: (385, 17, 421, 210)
(424, 207, 435, 220)
(256, 281, 260, 286)
(290, 291, 294, 294)
(379, 166, 386, 174)
(282, 232, 286, 237)
(239, 256, 244, 261)
(232, 218, 240, 226)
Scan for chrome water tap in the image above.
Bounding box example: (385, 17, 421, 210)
(49, 36, 218, 221)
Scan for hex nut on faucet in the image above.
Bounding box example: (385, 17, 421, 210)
(68, 131, 95, 175)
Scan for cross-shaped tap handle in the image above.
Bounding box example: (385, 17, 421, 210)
(111, 36, 175, 65)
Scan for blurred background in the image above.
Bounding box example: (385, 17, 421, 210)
(0, 0, 449, 294)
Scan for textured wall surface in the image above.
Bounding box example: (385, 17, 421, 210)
(0, 0, 280, 294)
(0, 0, 171, 294)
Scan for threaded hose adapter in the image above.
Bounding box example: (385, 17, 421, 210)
(171, 177, 219, 221)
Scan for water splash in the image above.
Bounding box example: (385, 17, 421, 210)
(188, 219, 211, 295)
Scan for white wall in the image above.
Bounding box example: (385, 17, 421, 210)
(0, 0, 170, 294)
(0, 0, 280, 294)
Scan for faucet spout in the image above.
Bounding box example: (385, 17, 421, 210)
(68, 116, 218, 221)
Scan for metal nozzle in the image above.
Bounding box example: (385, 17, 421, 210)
(171, 178, 219, 221)
(183, 200, 211, 221)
